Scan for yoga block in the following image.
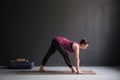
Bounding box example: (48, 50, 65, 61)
(7, 61, 34, 69)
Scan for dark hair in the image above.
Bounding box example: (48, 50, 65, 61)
(80, 38, 89, 45)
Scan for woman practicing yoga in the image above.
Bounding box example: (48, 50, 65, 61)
(39, 36, 89, 74)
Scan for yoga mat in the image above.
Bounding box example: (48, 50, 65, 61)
(16, 70, 96, 75)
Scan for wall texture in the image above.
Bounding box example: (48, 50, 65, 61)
(0, 0, 120, 66)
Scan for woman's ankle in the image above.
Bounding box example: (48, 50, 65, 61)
(40, 65, 44, 68)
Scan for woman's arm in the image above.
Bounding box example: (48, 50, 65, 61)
(74, 45, 80, 71)
(73, 43, 83, 74)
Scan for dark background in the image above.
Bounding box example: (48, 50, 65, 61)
(0, 0, 120, 66)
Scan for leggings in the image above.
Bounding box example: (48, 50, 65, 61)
(41, 39, 73, 68)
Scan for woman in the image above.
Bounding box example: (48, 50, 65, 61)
(39, 36, 89, 74)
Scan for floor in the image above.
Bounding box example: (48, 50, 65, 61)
(0, 66, 120, 80)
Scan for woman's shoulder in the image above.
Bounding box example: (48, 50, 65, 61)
(72, 42, 79, 50)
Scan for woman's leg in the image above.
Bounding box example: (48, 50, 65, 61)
(40, 39, 57, 71)
(40, 39, 75, 72)
(53, 41, 73, 68)
(54, 42, 77, 73)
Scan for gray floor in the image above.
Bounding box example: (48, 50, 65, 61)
(0, 66, 120, 80)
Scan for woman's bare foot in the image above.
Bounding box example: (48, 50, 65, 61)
(39, 68, 46, 72)
(39, 65, 46, 72)
(70, 66, 77, 73)
(76, 69, 83, 74)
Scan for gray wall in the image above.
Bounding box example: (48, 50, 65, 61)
(0, 0, 120, 66)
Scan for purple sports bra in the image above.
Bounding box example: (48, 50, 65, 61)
(54, 36, 78, 52)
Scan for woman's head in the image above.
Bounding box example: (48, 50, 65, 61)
(79, 38, 89, 49)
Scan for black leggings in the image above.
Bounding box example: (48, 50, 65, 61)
(41, 39, 73, 68)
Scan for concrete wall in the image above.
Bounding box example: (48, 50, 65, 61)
(0, 0, 120, 66)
